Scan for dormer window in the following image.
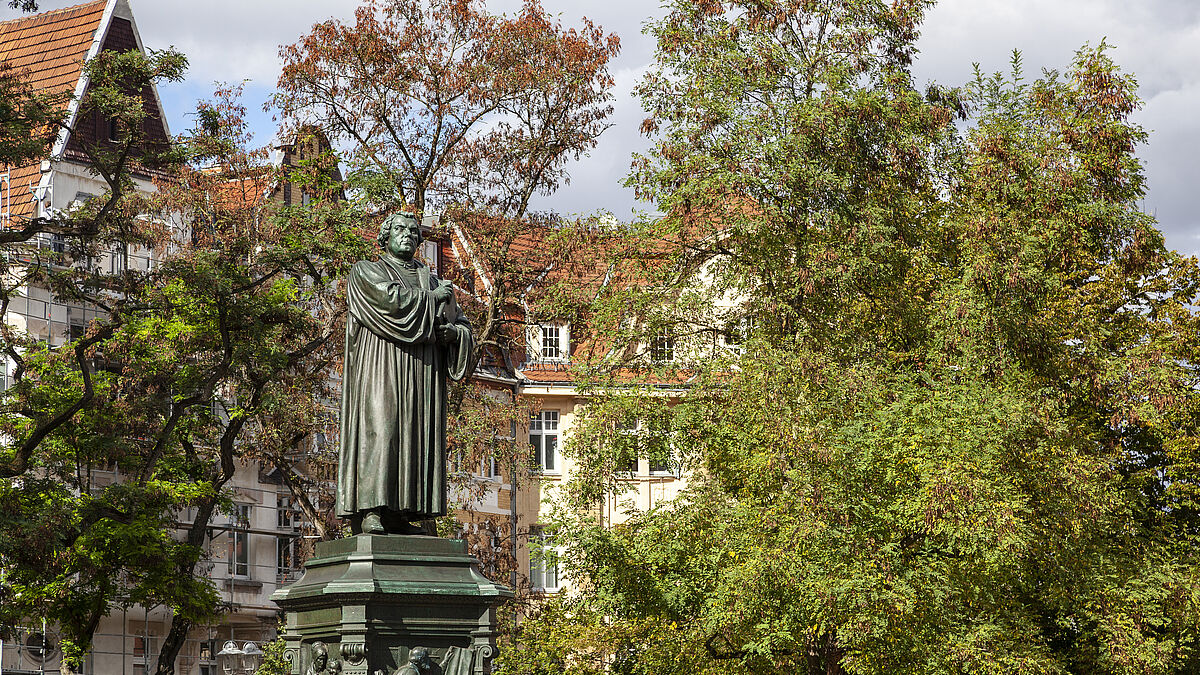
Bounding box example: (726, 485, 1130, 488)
(650, 329, 674, 363)
(529, 323, 569, 363)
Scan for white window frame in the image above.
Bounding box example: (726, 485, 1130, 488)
(648, 448, 674, 476)
(528, 322, 569, 363)
(479, 454, 501, 481)
(530, 411, 560, 474)
(419, 239, 439, 271)
(650, 329, 674, 363)
(277, 494, 300, 531)
(529, 530, 562, 592)
(276, 534, 302, 583)
(228, 503, 250, 578)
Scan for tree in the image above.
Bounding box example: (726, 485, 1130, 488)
(501, 1, 1200, 674)
(276, 0, 620, 586)
(0, 46, 192, 675)
(143, 87, 369, 675)
(0, 46, 367, 675)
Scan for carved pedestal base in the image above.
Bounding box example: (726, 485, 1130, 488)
(270, 534, 512, 675)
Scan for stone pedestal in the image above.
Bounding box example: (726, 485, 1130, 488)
(271, 534, 512, 675)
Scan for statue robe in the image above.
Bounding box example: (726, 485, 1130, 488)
(336, 254, 473, 520)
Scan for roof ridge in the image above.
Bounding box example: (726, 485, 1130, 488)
(0, 0, 107, 28)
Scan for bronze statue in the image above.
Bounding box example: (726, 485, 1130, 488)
(337, 211, 474, 535)
(395, 647, 439, 675)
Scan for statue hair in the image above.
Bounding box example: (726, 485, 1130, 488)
(378, 210, 422, 249)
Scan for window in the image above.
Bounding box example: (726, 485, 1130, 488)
(541, 325, 561, 359)
(650, 329, 674, 363)
(619, 417, 674, 476)
(480, 454, 500, 480)
(112, 243, 127, 273)
(530, 411, 559, 473)
(529, 323, 569, 362)
(648, 449, 673, 475)
(107, 116, 120, 142)
(228, 504, 250, 577)
(420, 239, 439, 272)
(133, 633, 156, 673)
(24, 632, 54, 662)
(529, 530, 560, 592)
(617, 418, 639, 474)
(277, 535, 302, 582)
(724, 316, 757, 350)
(277, 495, 300, 531)
(199, 638, 217, 663)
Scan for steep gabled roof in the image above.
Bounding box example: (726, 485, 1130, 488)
(0, 1, 109, 218)
(0, 1, 107, 99)
(0, 0, 174, 220)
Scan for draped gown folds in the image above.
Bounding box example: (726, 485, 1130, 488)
(336, 254, 473, 520)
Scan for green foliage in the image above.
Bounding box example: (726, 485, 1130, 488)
(254, 636, 291, 675)
(0, 48, 365, 674)
(506, 2, 1200, 674)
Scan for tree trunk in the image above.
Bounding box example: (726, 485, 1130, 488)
(153, 614, 193, 675)
(153, 495, 223, 674)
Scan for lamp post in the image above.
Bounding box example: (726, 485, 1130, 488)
(241, 642, 264, 673)
(216, 640, 264, 675)
(216, 641, 241, 675)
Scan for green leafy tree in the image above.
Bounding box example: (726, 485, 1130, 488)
(254, 635, 291, 675)
(0, 46, 194, 675)
(276, 0, 621, 584)
(502, 1, 1200, 674)
(0, 47, 367, 675)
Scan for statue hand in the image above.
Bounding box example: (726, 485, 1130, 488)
(435, 324, 458, 344)
(432, 282, 453, 304)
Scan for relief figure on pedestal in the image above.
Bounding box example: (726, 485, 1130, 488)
(306, 642, 342, 675)
(395, 647, 439, 675)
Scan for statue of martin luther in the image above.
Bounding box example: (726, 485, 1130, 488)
(336, 211, 474, 535)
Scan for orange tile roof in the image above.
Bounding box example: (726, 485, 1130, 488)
(518, 364, 695, 389)
(0, 1, 107, 219)
(0, 1, 106, 99)
(2, 162, 41, 220)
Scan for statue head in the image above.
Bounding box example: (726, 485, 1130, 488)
(310, 642, 328, 670)
(379, 211, 423, 260)
(408, 646, 433, 668)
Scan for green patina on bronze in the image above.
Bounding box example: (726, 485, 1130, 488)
(272, 535, 512, 675)
(274, 212, 508, 674)
(337, 211, 474, 535)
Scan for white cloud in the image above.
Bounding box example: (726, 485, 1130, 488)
(5, 0, 1196, 251)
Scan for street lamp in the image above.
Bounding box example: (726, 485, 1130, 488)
(217, 641, 241, 675)
(216, 640, 265, 675)
(241, 641, 264, 673)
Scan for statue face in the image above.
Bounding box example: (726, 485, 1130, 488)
(388, 217, 422, 260)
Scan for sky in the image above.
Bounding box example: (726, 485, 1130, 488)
(5, 0, 1199, 255)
